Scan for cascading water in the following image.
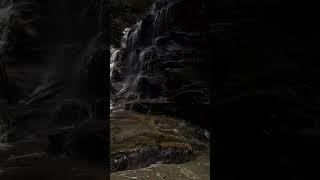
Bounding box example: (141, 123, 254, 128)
(120, 28, 130, 49)
(152, 3, 173, 42)
(110, 0, 211, 175)
(110, 47, 120, 78)
(137, 47, 153, 73)
(111, 0, 210, 116)
(111, 0, 176, 109)
(110, 46, 120, 111)
(111, 1, 171, 109)
(128, 20, 142, 50)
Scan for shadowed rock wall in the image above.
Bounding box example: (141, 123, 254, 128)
(0, 1, 109, 177)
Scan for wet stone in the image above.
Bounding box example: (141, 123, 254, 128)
(110, 111, 209, 174)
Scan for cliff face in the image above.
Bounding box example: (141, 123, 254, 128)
(0, 0, 109, 178)
(111, 0, 212, 128)
(1, 0, 109, 102)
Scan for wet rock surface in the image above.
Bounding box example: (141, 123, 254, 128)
(111, 152, 210, 180)
(111, 0, 212, 128)
(110, 1, 211, 178)
(110, 110, 209, 178)
(0, 112, 106, 179)
(0, 102, 107, 179)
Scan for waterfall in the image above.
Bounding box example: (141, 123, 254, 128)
(127, 51, 135, 68)
(110, 47, 120, 78)
(121, 28, 131, 49)
(111, 1, 169, 108)
(110, 47, 119, 111)
(131, 72, 144, 93)
(110, 0, 211, 174)
(128, 20, 142, 50)
(111, 0, 210, 110)
(137, 47, 153, 74)
(150, 3, 156, 14)
(153, 5, 172, 41)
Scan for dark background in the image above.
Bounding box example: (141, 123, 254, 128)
(213, 1, 320, 179)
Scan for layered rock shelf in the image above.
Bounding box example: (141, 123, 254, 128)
(110, 0, 211, 178)
(110, 110, 210, 179)
(111, 0, 211, 127)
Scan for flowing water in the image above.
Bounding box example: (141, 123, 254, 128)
(110, 0, 210, 176)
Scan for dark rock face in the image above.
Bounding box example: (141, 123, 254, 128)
(0, 106, 13, 142)
(111, 0, 211, 128)
(0, 0, 109, 138)
(47, 119, 107, 160)
(0, 0, 109, 178)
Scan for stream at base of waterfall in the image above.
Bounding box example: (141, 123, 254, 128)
(110, 0, 210, 178)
